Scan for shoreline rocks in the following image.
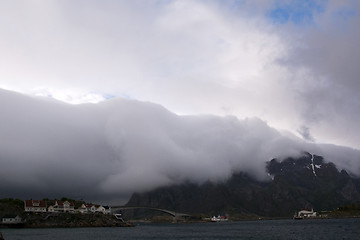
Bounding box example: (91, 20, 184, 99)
(22, 213, 134, 228)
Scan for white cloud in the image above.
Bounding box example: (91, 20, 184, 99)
(1, 89, 359, 204)
(0, 0, 359, 150)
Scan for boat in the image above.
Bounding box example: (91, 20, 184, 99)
(293, 209, 317, 219)
(293, 211, 303, 220)
(211, 215, 228, 222)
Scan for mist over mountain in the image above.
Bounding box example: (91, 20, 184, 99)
(126, 153, 360, 217)
(1, 89, 360, 204)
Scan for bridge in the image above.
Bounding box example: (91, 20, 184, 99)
(110, 206, 191, 221)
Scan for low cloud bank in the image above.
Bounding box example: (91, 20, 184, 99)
(1, 89, 359, 204)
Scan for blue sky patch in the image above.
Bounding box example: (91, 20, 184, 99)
(268, 0, 326, 26)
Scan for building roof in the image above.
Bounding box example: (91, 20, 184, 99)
(24, 200, 47, 208)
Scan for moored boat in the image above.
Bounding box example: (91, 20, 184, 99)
(211, 215, 228, 222)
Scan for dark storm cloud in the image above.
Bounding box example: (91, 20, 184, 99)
(1, 89, 359, 204)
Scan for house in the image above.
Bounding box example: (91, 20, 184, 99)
(77, 204, 88, 214)
(76, 204, 111, 214)
(96, 205, 111, 214)
(24, 200, 47, 212)
(96, 205, 106, 214)
(48, 201, 75, 213)
(2, 215, 22, 224)
(86, 204, 98, 213)
(103, 206, 111, 214)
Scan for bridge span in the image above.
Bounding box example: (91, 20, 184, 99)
(110, 206, 191, 218)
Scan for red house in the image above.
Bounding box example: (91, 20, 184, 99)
(24, 200, 47, 212)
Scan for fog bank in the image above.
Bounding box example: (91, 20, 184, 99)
(1, 89, 359, 204)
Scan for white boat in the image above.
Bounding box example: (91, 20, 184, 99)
(293, 209, 317, 219)
(211, 215, 228, 222)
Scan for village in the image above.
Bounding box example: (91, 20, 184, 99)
(24, 199, 112, 214)
(1, 199, 122, 227)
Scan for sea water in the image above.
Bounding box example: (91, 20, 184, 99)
(1, 218, 360, 240)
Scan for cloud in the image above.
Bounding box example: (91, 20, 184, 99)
(1, 89, 359, 204)
(297, 125, 315, 142)
(1, 0, 360, 150)
(278, 0, 360, 148)
(1, 1, 360, 204)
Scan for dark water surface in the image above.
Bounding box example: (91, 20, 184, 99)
(1, 218, 360, 240)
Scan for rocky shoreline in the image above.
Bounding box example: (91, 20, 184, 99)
(3, 213, 134, 228)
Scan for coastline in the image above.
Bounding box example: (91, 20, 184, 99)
(2, 215, 360, 229)
(2, 208, 360, 229)
(1, 213, 134, 229)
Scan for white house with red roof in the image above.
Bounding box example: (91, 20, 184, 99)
(24, 200, 47, 212)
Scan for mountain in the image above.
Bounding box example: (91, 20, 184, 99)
(125, 152, 360, 218)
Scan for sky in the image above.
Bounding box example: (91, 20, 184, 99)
(1, 0, 360, 204)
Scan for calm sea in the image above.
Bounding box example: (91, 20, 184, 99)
(1, 218, 360, 240)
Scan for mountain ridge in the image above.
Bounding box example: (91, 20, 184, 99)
(125, 152, 360, 218)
